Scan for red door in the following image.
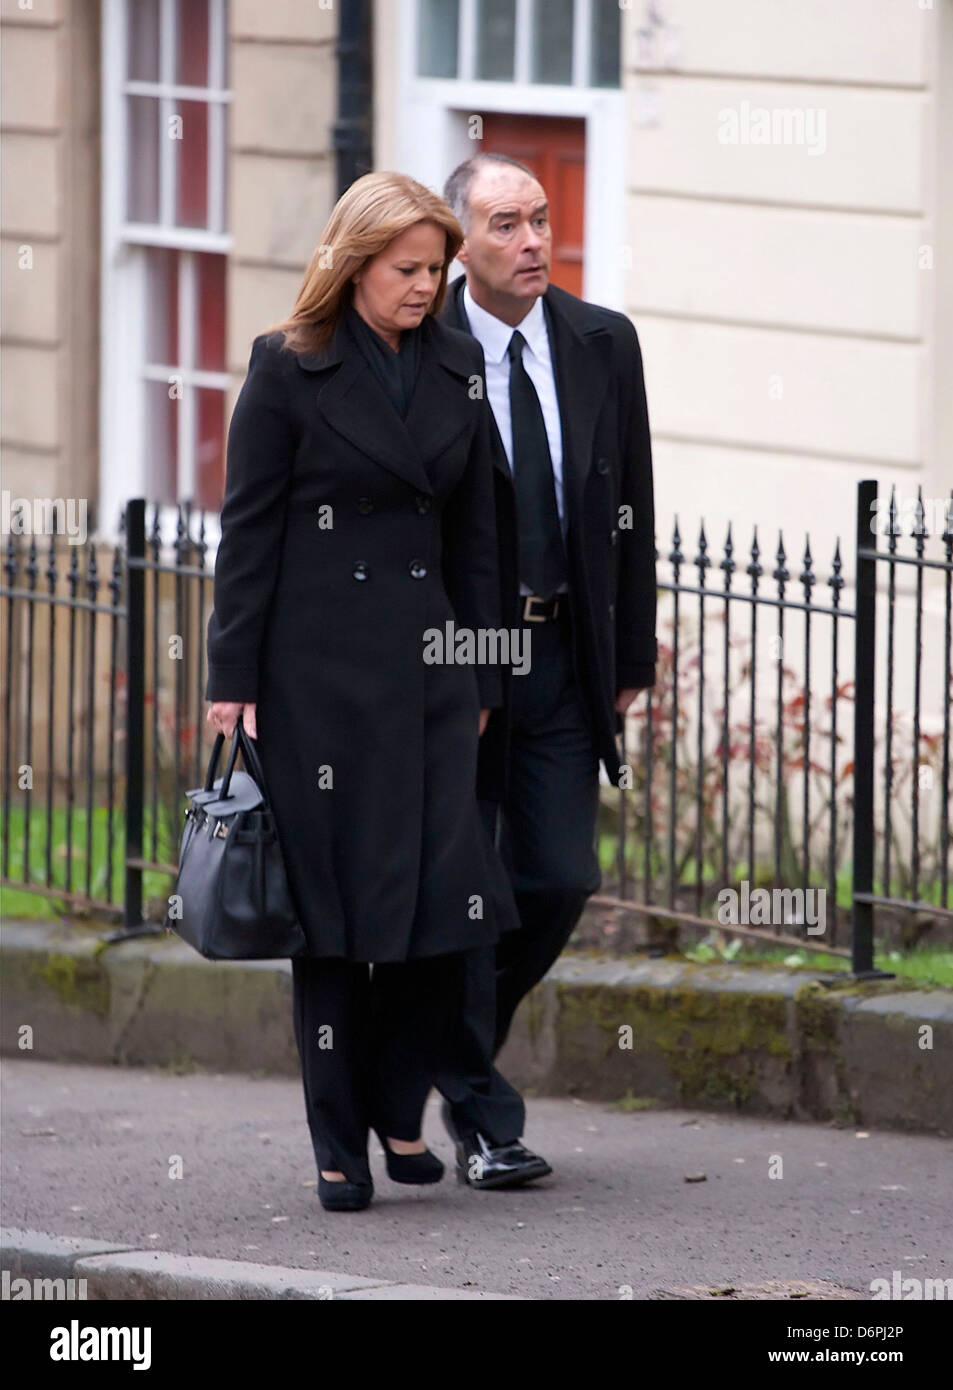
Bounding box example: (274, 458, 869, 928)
(479, 114, 585, 297)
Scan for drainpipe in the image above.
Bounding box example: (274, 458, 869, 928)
(333, 0, 373, 196)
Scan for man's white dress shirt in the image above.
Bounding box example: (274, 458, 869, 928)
(463, 284, 569, 597)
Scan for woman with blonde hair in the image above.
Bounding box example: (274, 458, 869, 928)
(204, 172, 515, 1211)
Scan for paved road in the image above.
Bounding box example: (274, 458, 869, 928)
(3, 1059, 951, 1300)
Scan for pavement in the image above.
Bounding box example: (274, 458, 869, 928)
(3, 1058, 952, 1301)
(5, 921, 953, 1134)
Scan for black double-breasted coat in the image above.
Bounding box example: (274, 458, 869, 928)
(204, 313, 516, 962)
(439, 278, 659, 803)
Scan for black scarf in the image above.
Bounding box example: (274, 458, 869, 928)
(345, 304, 421, 420)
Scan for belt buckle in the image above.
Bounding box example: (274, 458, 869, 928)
(523, 594, 557, 623)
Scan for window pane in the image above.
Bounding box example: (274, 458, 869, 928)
(144, 380, 178, 505)
(195, 388, 226, 511)
(176, 0, 209, 87)
(127, 0, 159, 82)
(591, 0, 621, 87)
(418, 0, 458, 77)
(196, 254, 226, 371)
(532, 0, 573, 84)
(476, 0, 515, 81)
(126, 96, 160, 222)
(144, 248, 180, 365)
(176, 101, 209, 228)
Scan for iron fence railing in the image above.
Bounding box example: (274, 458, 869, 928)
(1, 482, 950, 976)
(850, 479, 953, 970)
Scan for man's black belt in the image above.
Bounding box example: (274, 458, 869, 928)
(521, 594, 563, 623)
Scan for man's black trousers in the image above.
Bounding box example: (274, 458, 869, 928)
(436, 604, 602, 1145)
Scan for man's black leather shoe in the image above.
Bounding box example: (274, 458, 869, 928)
(454, 1131, 553, 1189)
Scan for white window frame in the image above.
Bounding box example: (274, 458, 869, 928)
(398, 0, 626, 311)
(99, 0, 232, 547)
(454, 0, 602, 88)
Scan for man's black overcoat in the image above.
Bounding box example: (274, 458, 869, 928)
(439, 277, 658, 802)
(204, 313, 514, 962)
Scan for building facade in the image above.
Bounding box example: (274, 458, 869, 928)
(2, 0, 950, 575)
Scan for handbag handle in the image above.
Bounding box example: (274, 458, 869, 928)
(199, 713, 270, 803)
(234, 712, 270, 796)
(200, 723, 242, 797)
(203, 733, 226, 791)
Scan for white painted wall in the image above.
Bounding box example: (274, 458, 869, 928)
(620, 0, 949, 735)
(622, 1, 947, 533)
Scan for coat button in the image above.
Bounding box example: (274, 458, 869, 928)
(596, 457, 610, 475)
(610, 529, 619, 547)
(357, 498, 374, 514)
(352, 562, 369, 581)
(415, 495, 431, 515)
(609, 602, 616, 620)
(409, 560, 427, 580)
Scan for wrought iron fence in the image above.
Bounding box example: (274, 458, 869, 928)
(1, 522, 124, 915)
(851, 479, 953, 968)
(1, 483, 950, 976)
(608, 519, 854, 954)
(600, 480, 951, 974)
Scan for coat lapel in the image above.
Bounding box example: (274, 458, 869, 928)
(296, 316, 474, 496)
(443, 278, 512, 483)
(541, 285, 612, 508)
(402, 317, 480, 474)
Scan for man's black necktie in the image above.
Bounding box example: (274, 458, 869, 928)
(507, 330, 568, 601)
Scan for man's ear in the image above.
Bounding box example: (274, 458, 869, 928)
(456, 239, 470, 268)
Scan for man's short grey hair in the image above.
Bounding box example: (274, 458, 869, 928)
(443, 152, 539, 233)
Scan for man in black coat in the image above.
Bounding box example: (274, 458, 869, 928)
(435, 152, 658, 1188)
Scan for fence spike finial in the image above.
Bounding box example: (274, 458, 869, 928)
(45, 528, 58, 590)
(913, 487, 928, 553)
(746, 526, 762, 591)
(196, 508, 208, 570)
(4, 527, 20, 585)
(695, 519, 710, 575)
(109, 535, 123, 605)
(829, 537, 845, 606)
(86, 533, 100, 598)
(773, 530, 789, 589)
(175, 502, 190, 565)
(669, 516, 683, 571)
(886, 486, 899, 553)
(25, 533, 39, 590)
(800, 534, 815, 599)
(149, 502, 162, 560)
(720, 521, 735, 586)
(67, 536, 80, 596)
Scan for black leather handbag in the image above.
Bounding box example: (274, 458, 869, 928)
(165, 715, 308, 959)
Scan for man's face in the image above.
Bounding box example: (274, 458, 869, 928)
(458, 166, 551, 306)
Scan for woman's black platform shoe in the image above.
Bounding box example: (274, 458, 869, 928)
(374, 1130, 445, 1185)
(318, 1175, 373, 1211)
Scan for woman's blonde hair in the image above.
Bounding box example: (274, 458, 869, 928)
(265, 171, 463, 356)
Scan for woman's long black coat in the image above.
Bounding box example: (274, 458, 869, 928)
(204, 314, 514, 962)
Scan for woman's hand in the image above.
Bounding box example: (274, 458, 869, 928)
(207, 701, 257, 739)
(479, 709, 491, 737)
